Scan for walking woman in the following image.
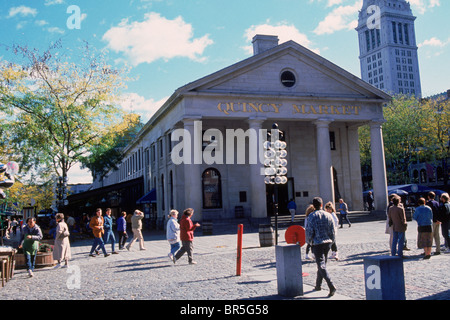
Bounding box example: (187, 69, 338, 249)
(413, 198, 433, 259)
(325, 202, 339, 260)
(53, 213, 72, 268)
(174, 208, 200, 265)
(304, 204, 315, 260)
(19, 217, 43, 277)
(166, 210, 181, 262)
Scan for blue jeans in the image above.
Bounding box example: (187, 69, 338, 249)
(311, 243, 335, 290)
(170, 242, 181, 255)
(90, 237, 107, 255)
(102, 231, 116, 252)
(24, 253, 36, 272)
(391, 231, 405, 257)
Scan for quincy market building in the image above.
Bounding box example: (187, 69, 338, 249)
(86, 35, 391, 226)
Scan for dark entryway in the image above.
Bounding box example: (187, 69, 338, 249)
(266, 178, 294, 216)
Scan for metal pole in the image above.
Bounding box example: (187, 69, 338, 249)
(236, 224, 243, 276)
(274, 185, 279, 245)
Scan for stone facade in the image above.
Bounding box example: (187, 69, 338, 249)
(94, 35, 391, 224)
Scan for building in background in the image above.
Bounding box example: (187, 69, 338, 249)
(72, 35, 391, 227)
(356, 0, 422, 98)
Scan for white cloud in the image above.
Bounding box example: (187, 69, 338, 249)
(418, 37, 448, 48)
(326, 0, 345, 6)
(408, 0, 440, 14)
(102, 12, 214, 66)
(47, 27, 65, 34)
(120, 93, 169, 123)
(313, 1, 362, 35)
(68, 163, 92, 184)
(8, 6, 37, 18)
(309, 0, 345, 7)
(35, 20, 49, 26)
(44, 0, 64, 5)
(244, 22, 320, 54)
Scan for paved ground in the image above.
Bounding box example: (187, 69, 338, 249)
(1, 218, 449, 302)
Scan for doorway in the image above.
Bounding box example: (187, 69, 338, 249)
(266, 178, 294, 216)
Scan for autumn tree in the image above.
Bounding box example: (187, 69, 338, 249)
(420, 96, 450, 185)
(80, 112, 144, 180)
(0, 41, 129, 209)
(359, 94, 449, 187)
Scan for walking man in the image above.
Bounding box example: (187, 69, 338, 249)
(126, 210, 146, 251)
(338, 198, 351, 228)
(388, 196, 408, 258)
(89, 208, 109, 257)
(103, 208, 118, 254)
(305, 197, 337, 297)
(288, 199, 297, 223)
(116, 211, 128, 250)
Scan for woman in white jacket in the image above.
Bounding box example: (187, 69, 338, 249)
(166, 210, 180, 263)
(325, 202, 339, 260)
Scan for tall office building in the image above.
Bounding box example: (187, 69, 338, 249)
(356, 0, 422, 98)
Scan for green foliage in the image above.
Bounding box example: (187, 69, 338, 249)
(359, 94, 450, 186)
(80, 113, 144, 179)
(0, 40, 129, 185)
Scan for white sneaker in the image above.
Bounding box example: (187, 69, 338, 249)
(28, 270, 34, 278)
(168, 253, 173, 261)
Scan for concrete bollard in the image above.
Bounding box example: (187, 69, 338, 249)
(275, 245, 303, 297)
(364, 255, 405, 300)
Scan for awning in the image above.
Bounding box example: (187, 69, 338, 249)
(136, 189, 157, 204)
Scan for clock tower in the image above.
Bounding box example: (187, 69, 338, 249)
(356, 0, 422, 98)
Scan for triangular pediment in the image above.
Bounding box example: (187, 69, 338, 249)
(177, 41, 391, 101)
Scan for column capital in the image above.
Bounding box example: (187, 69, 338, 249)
(370, 118, 386, 128)
(247, 116, 266, 128)
(314, 118, 334, 128)
(182, 115, 203, 125)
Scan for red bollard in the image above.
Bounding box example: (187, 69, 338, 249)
(236, 224, 243, 276)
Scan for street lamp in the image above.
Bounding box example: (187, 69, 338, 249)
(264, 123, 288, 245)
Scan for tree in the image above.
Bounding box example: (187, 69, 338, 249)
(381, 94, 427, 184)
(80, 112, 144, 180)
(0, 41, 129, 210)
(359, 94, 449, 188)
(420, 97, 450, 185)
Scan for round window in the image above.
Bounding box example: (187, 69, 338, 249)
(280, 70, 296, 88)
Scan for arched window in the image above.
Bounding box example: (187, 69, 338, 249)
(169, 171, 174, 208)
(161, 174, 165, 211)
(437, 166, 444, 182)
(202, 168, 222, 209)
(412, 170, 419, 183)
(420, 169, 427, 184)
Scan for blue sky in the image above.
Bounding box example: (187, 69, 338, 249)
(1, 0, 449, 183)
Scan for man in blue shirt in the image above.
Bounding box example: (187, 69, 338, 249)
(338, 198, 352, 228)
(306, 197, 337, 297)
(287, 199, 297, 222)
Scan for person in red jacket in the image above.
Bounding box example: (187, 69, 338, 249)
(173, 208, 200, 265)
